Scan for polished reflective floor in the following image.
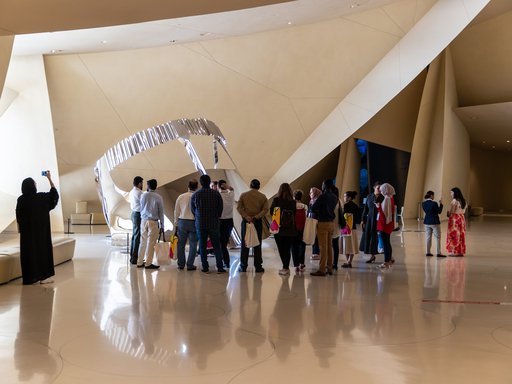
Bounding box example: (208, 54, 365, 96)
(2, 216, 512, 383)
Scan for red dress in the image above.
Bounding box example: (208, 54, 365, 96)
(446, 199, 466, 255)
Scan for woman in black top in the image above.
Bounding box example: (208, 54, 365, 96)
(16, 171, 59, 285)
(270, 183, 297, 276)
(359, 181, 381, 263)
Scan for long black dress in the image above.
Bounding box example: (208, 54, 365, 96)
(359, 193, 379, 255)
(16, 187, 59, 284)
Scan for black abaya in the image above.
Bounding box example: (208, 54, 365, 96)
(16, 187, 59, 284)
(359, 193, 379, 255)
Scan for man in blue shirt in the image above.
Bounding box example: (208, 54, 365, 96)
(136, 179, 165, 269)
(191, 174, 225, 273)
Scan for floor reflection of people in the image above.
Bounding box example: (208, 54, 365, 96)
(14, 286, 58, 381)
(424, 257, 440, 300)
(236, 274, 266, 359)
(306, 279, 340, 367)
(446, 257, 466, 320)
(268, 275, 305, 362)
(127, 267, 162, 356)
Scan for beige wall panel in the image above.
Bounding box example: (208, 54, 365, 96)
(290, 98, 341, 137)
(441, 48, 470, 205)
(470, 147, 512, 212)
(382, 0, 437, 33)
(451, 9, 512, 106)
(355, 70, 427, 153)
(203, 17, 400, 98)
(1, 55, 63, 232)
(45, 55, 132, 165)
(403, 56, 442, 218)
(0, 35, 14, 96)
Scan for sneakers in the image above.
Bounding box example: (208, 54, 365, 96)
(278, 269, 290, 276)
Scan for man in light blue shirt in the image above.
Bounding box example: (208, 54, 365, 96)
(137, 179, 164, 269)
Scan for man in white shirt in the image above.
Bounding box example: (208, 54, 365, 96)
(174, 179, 199, 270)
(129, 176, 143, 265)
(218, 179, 235, 268)
(137, 179, 165, 269)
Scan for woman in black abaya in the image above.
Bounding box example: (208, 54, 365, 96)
(359, 181, 381, 264)
(16, 171, 59, 285)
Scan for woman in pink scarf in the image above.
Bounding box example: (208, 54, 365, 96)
(376, 183, 395, 269)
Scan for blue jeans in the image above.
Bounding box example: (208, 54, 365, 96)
(177, 219, 198, 268)
(196, 224, 224, 271)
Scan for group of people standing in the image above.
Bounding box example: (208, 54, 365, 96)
(13, 169, 468, 285)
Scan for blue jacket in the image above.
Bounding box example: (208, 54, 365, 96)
(422, 199, 443, 225)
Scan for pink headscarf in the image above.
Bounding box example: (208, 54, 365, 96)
(380, 183, 395, 224)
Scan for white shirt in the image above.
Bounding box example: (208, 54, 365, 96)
(220, 189, 235, 219)
(129, 186, 143, 212)
(174, 191, 195, 221)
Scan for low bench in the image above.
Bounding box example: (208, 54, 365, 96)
(0, 236, 75, 284)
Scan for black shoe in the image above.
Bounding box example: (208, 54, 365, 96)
(137, 264, 145, 268)
(201, 269, 210, 274)
(238, 267, 247, 272)
(437, 254, 446, 258)
(217, 269, 227, 274)
(365, 256, 376, 264)
(145, 264, 160, 270)
(187, 266, 197, 271)
(426, 253, 433, 257)
(255, 268, 265, 273)
(311, 271, 326, 276)
(326, 270, 334, 275)
(341, 263, 352, 268)
(178, 266, 185, 270)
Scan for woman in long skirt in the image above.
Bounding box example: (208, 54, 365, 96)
(446, 187, 466, 256)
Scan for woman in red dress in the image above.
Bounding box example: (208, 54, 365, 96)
(376, 183, 395, 269)
(446, 187, 466, 256)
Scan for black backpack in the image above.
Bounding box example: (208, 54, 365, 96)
(280, 209, 295, 229)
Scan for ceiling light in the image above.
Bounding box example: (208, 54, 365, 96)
(507, 140, 510, 143)
(101, 40, 108, 44)
(287, 21, 292, 25)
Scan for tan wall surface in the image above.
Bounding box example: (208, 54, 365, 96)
(44, 4, 432, 219)
(0, 35, 13, 97)
(470, 147, 512, 212)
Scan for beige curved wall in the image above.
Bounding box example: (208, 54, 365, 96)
(45, 2, 437, 220)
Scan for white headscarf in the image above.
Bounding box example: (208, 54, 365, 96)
(379, 183, 395, 224)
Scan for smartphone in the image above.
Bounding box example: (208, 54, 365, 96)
(41, 170, 49, 176)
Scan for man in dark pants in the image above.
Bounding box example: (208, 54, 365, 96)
(191, 174, 225, 274)
(218, 179, 235, 269)
(129, 176, 143, 264)
(236, 179, 269, 273)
